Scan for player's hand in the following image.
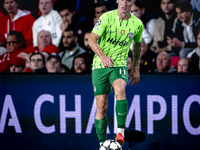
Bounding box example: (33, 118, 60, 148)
(101, 55, 114, 68)
(128, 69, 140, 85)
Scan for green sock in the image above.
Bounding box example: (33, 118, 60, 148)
(95, 116, 108, 143)
(115, 99, 128, 128)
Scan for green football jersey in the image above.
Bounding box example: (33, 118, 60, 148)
(92, 9, 143, 70)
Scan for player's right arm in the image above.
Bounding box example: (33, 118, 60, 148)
(88, 32, 114, 68)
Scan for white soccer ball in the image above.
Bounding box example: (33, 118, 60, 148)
(99, 139, 122, 150)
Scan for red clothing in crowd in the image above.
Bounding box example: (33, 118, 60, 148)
(0, 10, 5, 45)
(1, 9, 35, 47)
(0, 50, 25, 72)
(0, 10, 4, 18)
(24, 44, 60, 54)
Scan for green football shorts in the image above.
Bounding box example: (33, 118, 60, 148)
(92, 66, 128, 96)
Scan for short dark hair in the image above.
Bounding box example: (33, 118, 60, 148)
(29, 52, 46, 65)
(175, 0, 192, 12)
(8, 31, 26, 49)
(160, 0, 176, 4)
(4, 0, 19, 3)
(134, 0, 145, 9)
(54, 1, 74, 13)
(64, 25, 77, 37)
(94, 1, 108, 9)
(58, 25, 77, 51)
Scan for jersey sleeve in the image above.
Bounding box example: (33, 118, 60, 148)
(134, 21, 143, 43)
(92, 13, 108, 37)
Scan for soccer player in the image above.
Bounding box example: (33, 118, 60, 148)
(88, 0, 143, 147)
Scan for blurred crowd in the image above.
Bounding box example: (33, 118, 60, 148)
(0, 0, 200, 74)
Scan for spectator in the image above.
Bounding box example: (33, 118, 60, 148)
(9, 57, 26, 72)
(177, 58, 191, 73)
(155, 51, 177, 73)
(187, 30, 200, 72)
(18, 30, 60, 68)
(168, 0, 200, 58)
(46, 53, 69, 73)
(140, 38, 157, 72)
(93, 1, 108, 26)
(26, 52, 47, 73)
(1, 0, 35, 47)
(0, 31, 26, 72)
(32, 0, 62, 47)
(71, 54, 91, 74)
(0, 10, 5, 45)
(150, 0, 177, 54)
(83, 31, 94, 67)
(131, 0, 156, 44)
(58, 26, 86, 69)
(55, 1, 93, 48)
(0, 10, 4, 18)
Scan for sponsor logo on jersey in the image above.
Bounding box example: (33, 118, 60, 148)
(128, 32, 133, 39)
(121, 30, 125, 35)
(107, 37, 128, 47)
(96, 19, 101, 26)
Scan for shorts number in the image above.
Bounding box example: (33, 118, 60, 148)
(119, 69, 126, 75)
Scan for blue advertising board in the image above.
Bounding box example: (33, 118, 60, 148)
(0, 74, 200, 150)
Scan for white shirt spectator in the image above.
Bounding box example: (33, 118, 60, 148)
(32, 9, 62, 47)
(182, 14, 196, 43)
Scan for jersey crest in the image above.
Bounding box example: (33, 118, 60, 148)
(121, 30, 125, 35)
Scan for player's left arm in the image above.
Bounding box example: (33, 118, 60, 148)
(129, 23, 143, 85)
(129, 41, 141, 85)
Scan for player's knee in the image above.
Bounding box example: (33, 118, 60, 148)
(115, 88, 126, 100)
(96, 99, 107, 114)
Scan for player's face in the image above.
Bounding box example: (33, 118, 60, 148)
(39, 0, 53, 16)
(160, 0, 174, 15)
(62, 31, 77, 49)
(30, 54, 44, 71)
(59, 9, 74, 24)
(117, 0, 134, 14)
(156, 52, 171, 72)
(95, 5, 108, 18)
(37, 30, 52, 49)
(175, 8, 191, 23)
(46, 57, 61, 73)
(178, 59, 188, 73)
(74, 57, 86, 73)
(130, 4, 144, 19)
(197, 33, 200, 48)
(4, 0, 18, 14)
(84, 33, 91, 49)
(6, 35, 21, 53)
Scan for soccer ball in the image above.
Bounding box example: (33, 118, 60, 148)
(99, 139, 122, 150)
